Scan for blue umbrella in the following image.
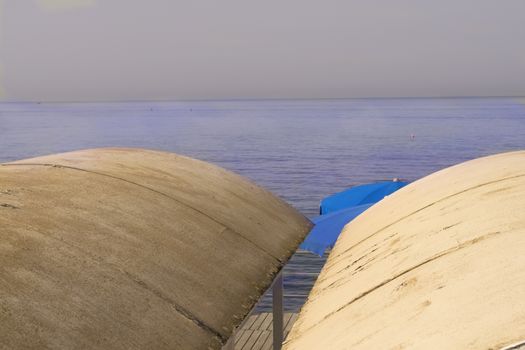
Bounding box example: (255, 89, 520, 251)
(300, 180, 409, 256)
(300, 203, 373, 256)
(320, 180, 408, 215)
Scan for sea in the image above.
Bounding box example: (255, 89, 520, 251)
(1, 97, 524, 311)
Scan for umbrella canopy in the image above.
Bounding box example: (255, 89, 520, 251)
(285, 151, 525, 350)
(300, 204, 373, 256)
(0, 148, 312, 350)
(301, 180, 408, 256)
(320, 180, 408, 215)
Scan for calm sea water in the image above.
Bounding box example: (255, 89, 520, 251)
(1, 97, 524, 311)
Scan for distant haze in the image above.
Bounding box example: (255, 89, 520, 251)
(1, 0, 524, 101)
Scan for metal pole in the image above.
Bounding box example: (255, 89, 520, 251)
(272, 272, 284, 350)
(223, 332, 235, 350)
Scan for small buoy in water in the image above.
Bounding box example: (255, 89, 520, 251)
(410, 133, 416, 141)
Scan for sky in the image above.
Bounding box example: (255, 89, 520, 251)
(0, 0, 524, 101)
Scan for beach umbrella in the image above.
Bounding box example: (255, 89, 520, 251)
(300, 203, 373, 256)
(0, 149, 312, 349)
(301, 180, 409, 256)
(320, 180, 408, 215)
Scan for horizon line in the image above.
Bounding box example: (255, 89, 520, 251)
(1, 95, 525, 104)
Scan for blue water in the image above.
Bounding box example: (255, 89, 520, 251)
(2, 98, 524, 218)
(1, 97, 524, 311)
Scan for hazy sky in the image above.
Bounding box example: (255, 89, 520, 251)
(1, 0, 524, 101)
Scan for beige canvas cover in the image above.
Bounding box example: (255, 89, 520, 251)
(0, 148, 312, 349)
(284, 150, 525, 350)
